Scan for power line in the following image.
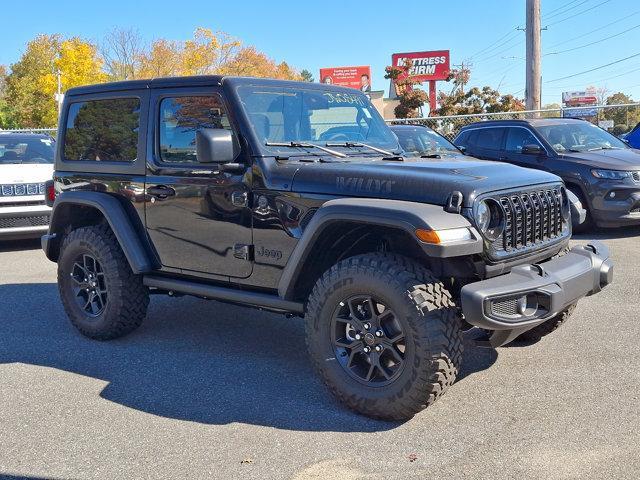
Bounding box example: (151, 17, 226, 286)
(545, 23, 640, 56)
(545, 63, 640, 90)
(542, 0, 584, 18)
(545, 0, 612, 27)
(471, 30, 522, 61)
(542, 0, 590, 21)
(546, 52, 640, 83)
(546, 11, 640, 49)
(469, 29, 520, 59)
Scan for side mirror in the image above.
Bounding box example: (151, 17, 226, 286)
(522, 144, 543, 155)
(196, 128, 237, 164)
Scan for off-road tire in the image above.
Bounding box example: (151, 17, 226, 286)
(305, 253, 464, 421)
(517, 303, 577, 343)
(58, 223, 149, 340)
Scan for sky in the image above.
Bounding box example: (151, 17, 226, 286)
(2, 0, 640, 106)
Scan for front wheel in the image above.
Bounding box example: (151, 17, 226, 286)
(305, 253, 464, 421)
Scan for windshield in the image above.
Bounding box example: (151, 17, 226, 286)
(236, 86, 399, 155)
(393, 126, 459, 156)
(537, 122, 627, 153)
(0, 135, 55, 164)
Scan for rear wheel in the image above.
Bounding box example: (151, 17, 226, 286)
(305, 253, 464, 421)
(58, 224, 149, 340)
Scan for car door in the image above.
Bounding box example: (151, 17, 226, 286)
(144, 87, 253, 278)
(465, 127, 506, 160)
(502, 126, 548, 169)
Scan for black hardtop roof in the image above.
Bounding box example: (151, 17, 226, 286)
(460, 117, 587, 130)
(65, 75, 364, 96)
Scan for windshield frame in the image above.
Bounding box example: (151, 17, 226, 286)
(232, 82, 400, 158)
(535, 121, 628, 154)
(0, 134, 56, 165)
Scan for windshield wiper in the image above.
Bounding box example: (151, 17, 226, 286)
(325, 141, 394, 156)
(266, 141, 346, 158)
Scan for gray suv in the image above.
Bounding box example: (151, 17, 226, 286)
(454, 119, 640, 229)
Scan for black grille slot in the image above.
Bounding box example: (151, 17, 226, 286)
(0, 215, 50, 229)
(633, 171, 640, 182)
(497, 187, 564, 252)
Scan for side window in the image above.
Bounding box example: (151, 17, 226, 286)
(455, 131, 469, 146)
(64, 98, 140, 161)
(475, 128, 505, 150)
(159, 95, 234, 164)
(505, 128, 541, 153)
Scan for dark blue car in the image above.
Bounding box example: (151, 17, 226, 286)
(625, 122, 640, 149)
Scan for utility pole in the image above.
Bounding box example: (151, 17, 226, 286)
(525, 0, 541, 111)
(55, 69, 64, 119)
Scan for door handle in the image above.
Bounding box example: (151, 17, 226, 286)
(147, 185, 176, 198)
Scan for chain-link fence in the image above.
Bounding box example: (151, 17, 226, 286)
(0, 128, 57, 137)
(386, 103, 640, 142)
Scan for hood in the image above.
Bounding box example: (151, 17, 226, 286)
(559, 148, 640, 170)
(0, 163, 54, 184)
(290, 154, 560, 207)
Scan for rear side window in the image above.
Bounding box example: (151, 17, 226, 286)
(505, 127, 541, 152)
(64, 98, 140, 162)
(159, 95, 234, 164)
(474, 128, 505, 150)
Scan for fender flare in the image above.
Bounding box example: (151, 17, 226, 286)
(43, 191, 155, 274)
(277, 198, 483, 299)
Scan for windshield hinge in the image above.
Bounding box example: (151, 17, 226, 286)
(445, 191, 463, 214)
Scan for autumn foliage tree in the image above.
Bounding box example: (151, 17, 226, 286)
(1, 27, 303, 127)
(384, 59, 428, 118)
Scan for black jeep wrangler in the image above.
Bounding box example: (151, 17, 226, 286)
(42, 76, 613, 420)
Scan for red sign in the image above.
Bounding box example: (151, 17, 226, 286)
(319, 66, 372, 92)
(391, 50, 450, 82)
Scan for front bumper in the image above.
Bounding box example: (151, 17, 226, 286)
(0, 204, 51, 240)
(461, 242, 613, 346)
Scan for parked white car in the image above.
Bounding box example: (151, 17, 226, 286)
(0, 132, 55, 240)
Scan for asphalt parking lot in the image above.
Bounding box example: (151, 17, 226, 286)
(1, 230, 639, 480)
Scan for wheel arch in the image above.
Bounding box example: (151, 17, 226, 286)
(278, 198, 483, 301)
(43, 191, 156, 274)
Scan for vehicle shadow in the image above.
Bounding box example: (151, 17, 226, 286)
(0, 282, 496, 432)
(0, 238, 42, 252)
(572, 225, 640, 241)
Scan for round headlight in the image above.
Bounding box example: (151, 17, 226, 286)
(475, 199, 504, 241)
(475, 201, 490, 232)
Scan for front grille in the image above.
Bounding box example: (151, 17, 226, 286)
(0, 215, 50, 229)
(0, 183, 46, 197)
(632, 171, 640, 182)
(499, 188, 564, 251)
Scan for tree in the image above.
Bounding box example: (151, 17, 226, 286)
(384, 59, 428, 118)
(300, 69, 314, 82)
(100, 28, 144, 81)
(137, 39, 182, 78)
(220, 46, 301, 80)
(602, 92, 638, 130)
(0, 65, 15, 128)
(40, 38, 107, 126)
(4, 34, 60, 128)
(435, 86, 525, 116)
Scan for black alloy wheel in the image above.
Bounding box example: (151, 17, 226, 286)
(331, 295, 406, 386)
(70, 253, 108, 317)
